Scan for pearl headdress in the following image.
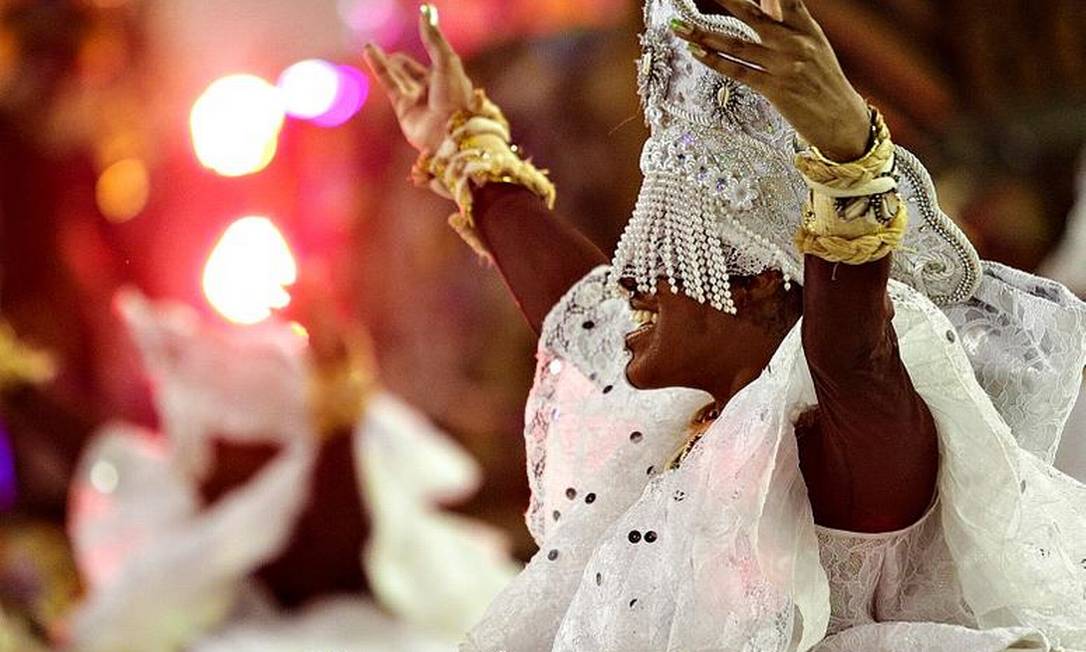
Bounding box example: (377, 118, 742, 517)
(612, 0, 982, 313)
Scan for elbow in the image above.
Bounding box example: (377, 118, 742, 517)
(801, 319, 899, 379)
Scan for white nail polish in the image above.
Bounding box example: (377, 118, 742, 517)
(420, 3, 439, 27)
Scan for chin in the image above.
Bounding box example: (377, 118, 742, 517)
(624, 357, 647, 390)
(624, 350, 665, 390)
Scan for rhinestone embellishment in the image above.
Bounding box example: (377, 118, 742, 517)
(636, 27, 674, 128)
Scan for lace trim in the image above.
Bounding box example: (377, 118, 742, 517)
(941, 262, 1086, 461)
(891, 147, 981, 305)
(815, 493, 940, 541)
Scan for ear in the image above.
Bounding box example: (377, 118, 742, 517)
(745, 270, 785, 302)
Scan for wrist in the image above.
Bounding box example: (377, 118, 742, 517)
(811, 97, 871, 163)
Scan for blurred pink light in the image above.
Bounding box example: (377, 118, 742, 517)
(278, 59, 342, 120)
(310, 65, 369, 127)
(276, 60, 368, 127)
(339, 0, 406, 45)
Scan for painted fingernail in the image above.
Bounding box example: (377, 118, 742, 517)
(420, 3, 439, 27)
(687, 42, 708, 57)
(669, 18, 692, 35)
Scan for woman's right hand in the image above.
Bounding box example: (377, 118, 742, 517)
(362, 4, 475, 154)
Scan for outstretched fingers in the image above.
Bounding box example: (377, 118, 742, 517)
(363, 44, 407, 96)
(391, 52, 429, 84)
(779, 0, 817, 30)
(712, 0, 779, 33)
(418, 3, 463, 75)
(759, 0, 783, 22)
(713, 0, 814, 35)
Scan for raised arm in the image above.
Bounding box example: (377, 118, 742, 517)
(674, 0, 937, 532)
(472, 185, 607, 334)
(800, 256, 938, 532)
(363, 6, 605, 335)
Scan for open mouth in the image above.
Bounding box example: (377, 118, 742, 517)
(619, 277, 660, 344)
(631, 308, 657, 329)
(627, 306, 659, 341)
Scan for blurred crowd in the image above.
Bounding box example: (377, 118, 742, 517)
(0, 0, 1083, 648)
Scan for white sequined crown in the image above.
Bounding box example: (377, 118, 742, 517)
(612, 0, 981, 313)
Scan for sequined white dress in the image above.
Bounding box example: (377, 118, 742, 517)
(462, 265, 1086, 652)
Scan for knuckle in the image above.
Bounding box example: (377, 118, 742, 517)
(787, 35, 814, 57)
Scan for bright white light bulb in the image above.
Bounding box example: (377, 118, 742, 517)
(190, 74, 285, 177)
(202, 216, 298, 325)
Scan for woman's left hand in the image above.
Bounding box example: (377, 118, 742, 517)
(672, 0, 871, 162)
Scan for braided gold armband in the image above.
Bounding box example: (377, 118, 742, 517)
(413, 89, 556, 259)
(793, 106, 907, 265)
(794, 106, 894, 193)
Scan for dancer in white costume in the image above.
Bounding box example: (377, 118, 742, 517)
(366, 2, 1086, 649)
(65, 291, 518, 652)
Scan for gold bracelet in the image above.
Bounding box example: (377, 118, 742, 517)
(793, 104, 908, 264)
(794, 105, 895, 195)
(413, 89, 556, 259)
(795, 192, 907, 264)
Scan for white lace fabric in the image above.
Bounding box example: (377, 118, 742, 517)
(462, 266, 1086, 652)
(942, 262, 1086, 463)
(815, 498, 975, 636)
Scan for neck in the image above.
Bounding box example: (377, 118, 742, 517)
(705, 363, 763, 410)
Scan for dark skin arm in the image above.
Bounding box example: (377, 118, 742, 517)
(363, 13, 606, 335)
(472, 184, 607, 335)
(681, 0, 938, 532)
(799, 256, 938, 532)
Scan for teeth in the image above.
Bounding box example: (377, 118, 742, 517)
(632, 309, 658, 328)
